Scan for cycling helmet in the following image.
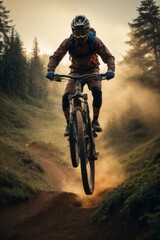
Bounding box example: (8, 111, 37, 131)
(71, 15, 90, 29)
(71, 15, 90, 44)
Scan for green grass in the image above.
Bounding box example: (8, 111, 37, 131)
(93, 136, 160, 239)
(103, 102, 156, 155)
(0, 92, 69, 208)
(0, 170, 36, 207)
(120, 136, 160, 175)
(0, 139, 52, 208)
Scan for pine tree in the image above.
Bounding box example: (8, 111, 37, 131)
(124, 0, 160, 88)
(28, 37, 48, 100)
(10, 32, 28, 98)
(0, 1, 12, 53)
(2, 29, 29, 98)
(0, 0, 12, 84)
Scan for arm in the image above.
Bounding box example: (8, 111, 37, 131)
(94, 36, 115, 71)
(47, 39, 69, 71)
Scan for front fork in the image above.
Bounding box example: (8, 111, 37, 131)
(83, 95, 98, 161)
(68, 94, 98, 161)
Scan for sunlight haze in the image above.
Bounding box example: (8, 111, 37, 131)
(3, 0, 160, 63)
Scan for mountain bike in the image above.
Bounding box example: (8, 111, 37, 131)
(53, 73, 107, 195)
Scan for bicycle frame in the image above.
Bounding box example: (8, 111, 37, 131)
(53, 73, 107, 194)
(54, 72, 106, 128)
(68, 78, 84, 111)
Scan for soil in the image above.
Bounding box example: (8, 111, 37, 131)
(0, 191, 98, 240)
(0, 141, 142, 240)
(0, 141, 107, 240)
(0, 191, 142, 240)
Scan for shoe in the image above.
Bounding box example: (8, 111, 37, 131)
(64, 125, 69, 137)
(92, 120, 102, 132)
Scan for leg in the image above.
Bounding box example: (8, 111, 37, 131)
(87, 76, 102, 120)
(62, 92, 70, 124)
(92, 87, 102, 118)
(62, 92, 70, 136)
(91, 87, 102, 132)
(62, 79, 76, 136)
(62, 78, 76, 123)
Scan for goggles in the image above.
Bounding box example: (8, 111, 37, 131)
(72, 28, 89, 39)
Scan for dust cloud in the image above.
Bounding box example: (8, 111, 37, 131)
(100, 64, 160, 131)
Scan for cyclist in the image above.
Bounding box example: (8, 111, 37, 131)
(46, 15, 115, 136)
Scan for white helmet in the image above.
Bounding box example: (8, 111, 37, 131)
(71, 15, 90, 29)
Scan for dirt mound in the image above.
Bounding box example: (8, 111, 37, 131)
(0, 191, 97, 240)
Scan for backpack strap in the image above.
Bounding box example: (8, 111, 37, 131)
(88, 31, 97, 53)
(88, 31, 95, 41)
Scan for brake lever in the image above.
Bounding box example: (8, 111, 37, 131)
(95, 74, 107, 81)
(101, 76, 107, 80)
(53, 74, 62, 82)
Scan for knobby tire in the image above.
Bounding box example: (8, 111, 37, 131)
(69, 119, 79, 168)
(75, 109, 95, 195)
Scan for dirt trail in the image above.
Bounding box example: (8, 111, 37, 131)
(28, 141, 92, 196)
(0, 191, 100, 240)
(0, 140, 110, 240)
(29, 141, 74, 190)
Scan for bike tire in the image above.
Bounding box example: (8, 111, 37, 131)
(75, 109, 95, 195)
(85, 105, 95, 148)
(69, 119, 79, 168)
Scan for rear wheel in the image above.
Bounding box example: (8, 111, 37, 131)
(75, 109, 95, 195)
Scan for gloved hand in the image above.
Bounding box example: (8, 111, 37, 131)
(46, 71, 54, 80)
(106, 69, 115, 80)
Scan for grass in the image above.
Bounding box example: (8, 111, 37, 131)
(103, 101, 156, 155)
(0, 169, 36, 207)
(93, 135, 160, 239)
(120, 136, 160, 175)
(0, 138, 51, 208)
(0, 92, 69, 208)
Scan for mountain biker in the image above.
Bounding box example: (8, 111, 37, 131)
(46, 15, 115, 136)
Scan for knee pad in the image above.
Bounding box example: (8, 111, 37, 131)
(62, 92, 70, 111)
(92, 87, 102, 108)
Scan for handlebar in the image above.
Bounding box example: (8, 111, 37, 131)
(52, 73, 107, 82)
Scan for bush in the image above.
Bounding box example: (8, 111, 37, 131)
(0, 170, 36, 208)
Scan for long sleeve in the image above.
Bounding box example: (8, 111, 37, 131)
(47, 39, 68, 71)
(94, 36, 115, 71)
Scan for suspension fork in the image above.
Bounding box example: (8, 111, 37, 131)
(82, 93, 89, 125)
(68, 95, 82, 124)
(68, 95, 74, 124)
(83, 94, 97, 152)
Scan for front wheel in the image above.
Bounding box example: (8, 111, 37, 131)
(69, 118, 79, 168)
(75, 109, 95, 195)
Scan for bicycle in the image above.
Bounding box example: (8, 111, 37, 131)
(52, 73, 107, 195)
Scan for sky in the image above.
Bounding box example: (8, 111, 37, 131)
(3, 0, 160, 63)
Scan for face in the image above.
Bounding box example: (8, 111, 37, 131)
(72, 28, 89, 44)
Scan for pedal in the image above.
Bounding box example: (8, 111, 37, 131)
(64, 134, 69, 138)
(64, 132, 69, 137)
(93, 131, 98, 138)
(94, 152, 99, 160)
(89, 152, 99, 161)
(85, 135, 89, 140)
